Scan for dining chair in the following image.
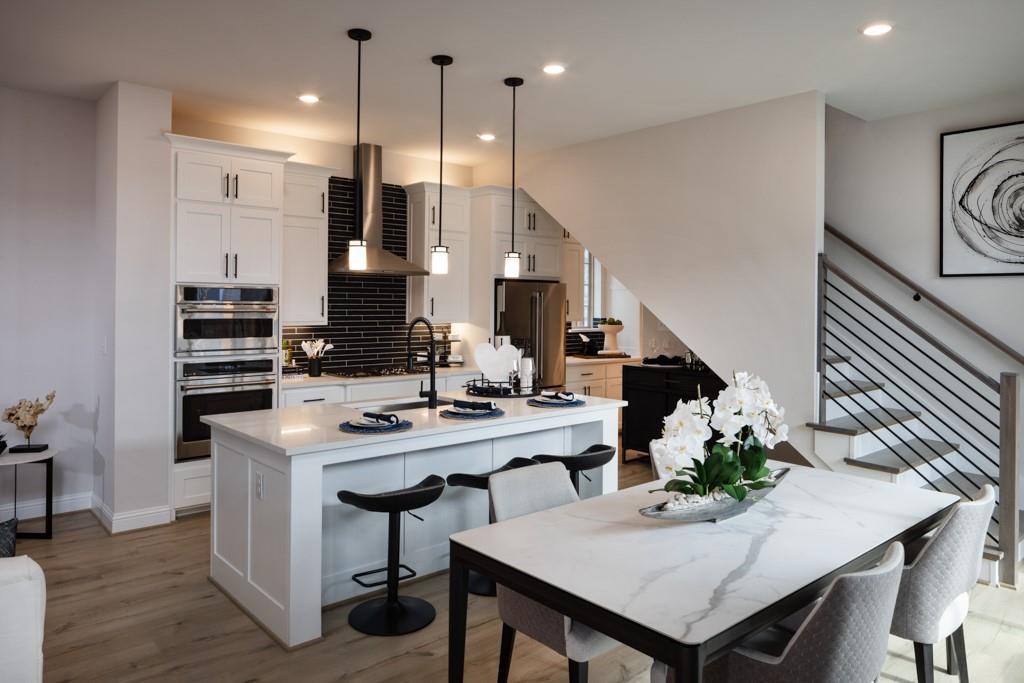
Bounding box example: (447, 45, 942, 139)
(651, 541, 905, 683)
(488, 461, 619, 683)
(890, 484, 995, 683)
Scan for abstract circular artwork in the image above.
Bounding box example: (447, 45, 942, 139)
(942, 120, 1024, 276)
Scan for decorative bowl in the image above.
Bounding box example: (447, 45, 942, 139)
(638, 468, 790, 523)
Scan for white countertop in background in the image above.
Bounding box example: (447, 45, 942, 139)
(565, 355, 642, 366)
(280, 366, 480, 388)
(203, 389, 626, 457)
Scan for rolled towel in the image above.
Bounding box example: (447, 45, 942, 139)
(541, 390, 576, 402)
(362, 412, 400, 425)
(453, 399, 498, 412)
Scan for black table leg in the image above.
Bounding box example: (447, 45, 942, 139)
(449, 554, 469, 683)
(15, 457, 54, 540)
(672, 646, 704, 683)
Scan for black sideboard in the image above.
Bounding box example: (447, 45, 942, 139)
(622, 364, 727, 462)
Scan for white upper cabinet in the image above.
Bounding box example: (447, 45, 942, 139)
(230, 206, 280, 285)
(530, 205, 562, 241)
(472, 186, 564, 280)
(168, 134, 292, 285)
(282, 164, 333, 325)
(406, 183, 471, 324)
(176, 201, 232, 283)
(562, 241, 584, 321)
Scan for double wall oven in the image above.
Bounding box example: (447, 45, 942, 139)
(174, 286, 280, 463)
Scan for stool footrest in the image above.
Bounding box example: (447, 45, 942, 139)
(351, 563, 418, 589)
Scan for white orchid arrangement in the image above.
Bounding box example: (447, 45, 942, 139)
(651, 372, 788, 502)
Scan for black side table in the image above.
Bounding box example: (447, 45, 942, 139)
(0, 448, 57, 539)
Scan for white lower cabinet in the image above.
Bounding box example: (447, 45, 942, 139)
(281, 385, 346, 407)
(173, 459, 212, 509)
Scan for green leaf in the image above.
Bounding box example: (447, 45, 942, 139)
(664, 479, 696, 494)
(721, 484, 747, 502)
(746, 480, 775, 490)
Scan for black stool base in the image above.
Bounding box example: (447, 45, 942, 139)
(348, 596, 436, 636)
(468, 569, 496, 597)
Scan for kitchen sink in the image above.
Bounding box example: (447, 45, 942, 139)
(355, 397, 454, 413)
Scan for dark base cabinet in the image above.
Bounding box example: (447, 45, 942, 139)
(622, 365, 726, 462)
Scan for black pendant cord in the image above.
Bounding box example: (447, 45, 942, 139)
(349, 28, 371, 243)
(504, 77, 523, 253)
(438, 59, 444, 247)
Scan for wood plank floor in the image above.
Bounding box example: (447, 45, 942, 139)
(16, 458, 1024, 682)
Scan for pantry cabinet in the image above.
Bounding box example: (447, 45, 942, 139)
(282, 164, 333, 325)
(405, 183, 471, 323)
(562, 242, 585, 321)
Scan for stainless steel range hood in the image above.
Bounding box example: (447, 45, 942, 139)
(328, 143, 428, 276)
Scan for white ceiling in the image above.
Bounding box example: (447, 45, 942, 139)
(3, 0, 1024, 168)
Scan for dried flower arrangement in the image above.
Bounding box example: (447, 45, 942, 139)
(2, 390, 56, 452)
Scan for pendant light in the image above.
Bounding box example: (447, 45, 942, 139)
(430, 54, 454, 275)
(503, 76, 524, 279)
(347, 28, 371, 271)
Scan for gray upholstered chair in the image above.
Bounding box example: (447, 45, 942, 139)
(489, 462, 620, 683)
(890, 484, 995, 683)
(651, 542, 905, 683)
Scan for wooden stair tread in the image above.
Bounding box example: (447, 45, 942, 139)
(844, 438, 959, 475)
(823, 379, 884, 397)
(823, 354, 851, 365)
(926, 470, 996, 499)
(806, 407, 919, 436)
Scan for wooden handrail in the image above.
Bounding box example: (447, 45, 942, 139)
(825, 223, 1024, 367)
(823, 257, 1000, 392)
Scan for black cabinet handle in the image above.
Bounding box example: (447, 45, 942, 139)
(224, 253, 229, 278)
(431, 206, 436, 225)
(321, 295, 325, 316)
(430, 297, 435, 316)
(225, 173, 230, 198)
(321, 191, 325, 214)
(233, 253, 238, 278)
(303, 398, 325, 403)
(233, 174, 239, 199)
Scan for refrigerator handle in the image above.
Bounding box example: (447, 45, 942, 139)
(536, 291, 544, 384)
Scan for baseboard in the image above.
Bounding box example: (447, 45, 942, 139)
(0, 490, 92, 521)
(89, 496, 172, 534)
(91, 494, 114, 533)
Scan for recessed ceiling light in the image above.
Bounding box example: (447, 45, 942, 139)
(298, 93, 320, 104)
(542, 64, 566, 75)
(861, 22, 892, 37)
(477, 133, 496, 142)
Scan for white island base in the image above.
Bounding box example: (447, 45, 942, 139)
(202, 391, 625, 648)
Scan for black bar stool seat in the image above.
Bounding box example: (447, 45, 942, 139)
(446, 457, 538, 596)
(337, 474, 445, 636)
(533, 444, 617, 493)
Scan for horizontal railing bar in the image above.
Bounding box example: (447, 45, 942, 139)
(825, 224, 1024, 367)
(824, 335, 1000, 473)
(825, 303, 1001, 431)
(826, 282, 999, 410)
(823, 257, 1000, 392)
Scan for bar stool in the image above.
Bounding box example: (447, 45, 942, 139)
(533, 444, 617, 494)
(446, 457, 538, 596)
(336, 474, 446, 636)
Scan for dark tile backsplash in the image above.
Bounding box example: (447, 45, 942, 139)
(564, 323, 605, 356)
(283, 177, 449, 373)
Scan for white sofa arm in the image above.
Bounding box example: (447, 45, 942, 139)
(0, 555, 46, 683)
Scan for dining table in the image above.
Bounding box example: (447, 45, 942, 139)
(448, 463, 958, 682)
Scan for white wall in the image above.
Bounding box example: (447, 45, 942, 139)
(172, 117, 474, 187)
(95, 82, 174, 530)
(826, 95, 1024, 381)
(0, 85, 98, 518)
(490, 92, 826, 461)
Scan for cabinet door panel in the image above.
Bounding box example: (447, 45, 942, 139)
(177, 151, 231, 203)
(230, 207, 280, 284)
(492, 196, 527, 235)
(282, 216, 327, 324)
(427, 231, 469, 323)
(232, 158, 281, 208)
(531, 205, 562, 240)
(176, 201, 231, 283)
(562, 243, 584, 321)
(284, 173, 327, 218)
(281, 386, 346, 406)
(531, 238, 562, 278)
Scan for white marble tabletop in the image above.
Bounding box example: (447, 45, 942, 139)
(202, 390, 626, 457)
(450, 464, 957, 646)
(0, 448, 58, 467)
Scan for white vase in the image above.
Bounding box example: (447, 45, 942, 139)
(598, 324, 624, 355)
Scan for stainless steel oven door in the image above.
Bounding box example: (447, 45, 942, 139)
(175, 306, 278, 356)
(175, 372, 277, 462)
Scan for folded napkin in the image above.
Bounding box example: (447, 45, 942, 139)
(362, 412, 400, 425)
(453, 399, 498, 412)
(541, 391, 576, 402)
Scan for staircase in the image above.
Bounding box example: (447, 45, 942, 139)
(809, 225, 1022, 588)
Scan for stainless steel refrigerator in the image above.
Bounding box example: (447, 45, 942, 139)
(495, 279, 566, 389)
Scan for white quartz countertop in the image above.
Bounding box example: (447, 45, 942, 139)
(280, 366, 480, 388)
(565, 355, 642, 366)
(451, 464, 957, 646)
(202, 390, 626, 457)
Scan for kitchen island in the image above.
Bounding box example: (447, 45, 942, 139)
(202, 390, 626, 648)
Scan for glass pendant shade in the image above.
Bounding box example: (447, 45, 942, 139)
(430, 244, 450, 275)
(504, 251, 521, 279)
(348, 239, 368, 271)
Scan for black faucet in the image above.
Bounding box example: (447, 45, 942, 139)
(406, 316, 438, 409)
